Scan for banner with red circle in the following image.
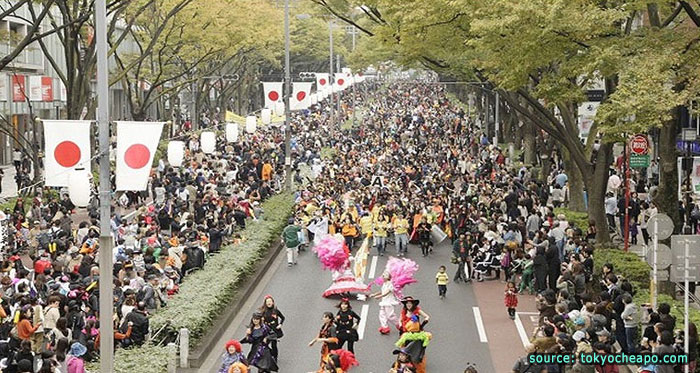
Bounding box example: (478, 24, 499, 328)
(43, 120, 92, 187)
(115, 121, 164, 191)
(291, 82, 313, 111)
(261, 82, 283, 109)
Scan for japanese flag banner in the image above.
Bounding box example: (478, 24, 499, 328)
(43, 120, 92, 187)
(262, 82, 283, 109)
(315, 73, 329, 91)
(334, 73, 348, 90)
(291, 82, 313, 111)
(115, 121, 164, 191)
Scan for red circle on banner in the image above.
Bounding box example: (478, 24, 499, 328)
(296, 91, 306, 101)
(338, 78, 345, 86)
(124, 144, 151, 169)
(54, 141, 81, 167)
(268, 91, 279, 101)
(630, 135, 649, 155)
(319, 78, 326, 86)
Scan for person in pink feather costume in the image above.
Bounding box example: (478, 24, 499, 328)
(313, 235, 370, 298)
(369, 257, 419, 334)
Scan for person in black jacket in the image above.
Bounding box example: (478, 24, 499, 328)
(259, 296, 285, 360)
(545, 239, 561, 291)
(533, 245, 548, 293)
(335, 298, 360, 353)
(124, 302, 149, 346)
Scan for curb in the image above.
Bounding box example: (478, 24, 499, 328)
(184, 239, 284, 368)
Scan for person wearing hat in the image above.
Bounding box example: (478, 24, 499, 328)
(595, 328, 622, 353)
(66, 342, 87, 373)
(241, 312, 278, 372)
(217, 339, 248, 373)
(389, 347, 416, 373)
(399, 297, 429, 334)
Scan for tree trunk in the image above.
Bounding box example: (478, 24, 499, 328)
(656, 107, 681, 232)
(523, 121, 536, 166)
(587, 142, 613, 245)
(562, 147, 586, 212)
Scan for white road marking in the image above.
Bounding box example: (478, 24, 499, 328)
(358, 304, 369, 340)
(368, 255, 378, 280)
(515, 312, 538, 347)
(472, 307, 488, 343)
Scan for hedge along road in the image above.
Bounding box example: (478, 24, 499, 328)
(200, 239, 495, 373)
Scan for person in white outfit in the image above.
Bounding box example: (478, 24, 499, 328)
(371, 272, 399, 335)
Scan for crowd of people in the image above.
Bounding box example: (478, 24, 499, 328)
(0, 71, 696, 373)
(0, 95, 294, 371)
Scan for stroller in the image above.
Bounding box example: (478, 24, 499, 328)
(472, 249, 502, 281)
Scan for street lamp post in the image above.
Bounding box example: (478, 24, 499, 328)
(95, 0, 114, 372)
(329, 20, 335, 129)
(283, 0, 292, 191)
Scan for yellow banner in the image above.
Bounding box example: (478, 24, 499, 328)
(353, 238, 370, 279)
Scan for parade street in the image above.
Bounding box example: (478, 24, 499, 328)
(201, 240, 498, 373)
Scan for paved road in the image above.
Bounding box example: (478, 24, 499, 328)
(203, 239, 495, 373)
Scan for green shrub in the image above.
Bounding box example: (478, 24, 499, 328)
(86, 343, 170, 373)
(102, 192, 294, 373)
(148, 192, 294, 346)
(594, 247, 650, 291)
(554, 208, 589, 232)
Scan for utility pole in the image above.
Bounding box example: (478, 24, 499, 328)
(283, 0, 292, 190)
(329, 20, 335, 129)
(336, 54, 341, 115)
(352, 27, 357, 128)
(494, 92, 500, 147)
(95, 0, 114, 372)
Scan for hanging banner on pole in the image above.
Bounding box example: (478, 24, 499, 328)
(677, 157, 700, 198)
(261, 82, 283, 109)
(291, 82, 313, 111)
(315, 73, 329, 91)
(115, 121, 164, 191)
(43, 120, 92, 187)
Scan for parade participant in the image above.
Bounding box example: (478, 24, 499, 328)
(399, 296, 430, 334)
(335, 298, 360, 353)
(435, 265, 449, 299)
(371, 257, 419, 335)
(389, 348, 417, 373)
(228, 362, 249, 373)
(395, 315, 432, 373)
(416, 217, 432, 257)
(218, 340, 248, 373)
(258, 296, 285, 360)
(371, 271, 400, 335)
(309, 312, 339, 370)
(282, 218, 301, 266)
(313, 235, 370, 298)
(319, 349, 359, 373)
(240, 312, 278, 372)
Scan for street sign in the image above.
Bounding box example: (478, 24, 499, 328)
(671, 236, 700, 264)
(630, 134, 650, 155)
(586, 89, 605, 102)
(670, 264, 700, 282)
(648, 213, 674, 240)
(646, 243, 672, 269)
(630, 154, 650, 168)
(370, 175, 385, 188)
